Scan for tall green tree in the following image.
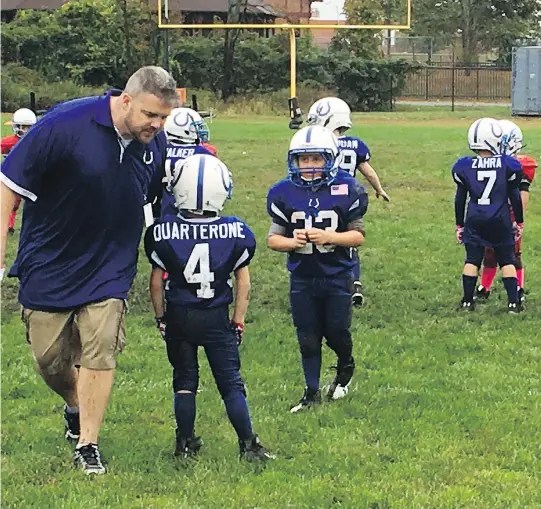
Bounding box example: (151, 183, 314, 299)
(330, 0, 406, 58)
(411, 0, 540, 64)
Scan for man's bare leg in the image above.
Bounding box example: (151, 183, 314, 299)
(77, 367, 114, 445)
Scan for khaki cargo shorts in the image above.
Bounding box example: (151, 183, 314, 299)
(21, 298, 127, 373)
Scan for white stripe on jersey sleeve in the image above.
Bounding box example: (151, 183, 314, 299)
(151, 251, 167, 270)
(233, 248, 250, 271)
(270, 202, 289, 223)
(349, 199, 360, 211)
(0, 172, 38, 202)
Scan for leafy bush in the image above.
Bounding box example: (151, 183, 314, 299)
(1, 63, 105, 111)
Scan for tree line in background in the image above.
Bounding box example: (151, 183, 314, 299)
(1, 0, 538, 111)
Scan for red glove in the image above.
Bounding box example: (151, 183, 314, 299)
(231, 321, 244, 345)
(456, 225, 464, 244)
(514, 222, 524, 243)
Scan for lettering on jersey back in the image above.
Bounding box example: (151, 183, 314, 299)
(338, 139, 359, 150)
(166, 147, 196, 159)
(472, 157, 502, 169)
(153, 221, 246, 242)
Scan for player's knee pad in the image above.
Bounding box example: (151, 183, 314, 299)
(483, 247, 497, 268)
(495, 246, 516, 268)
(297, 331, 322, 359)
(325, 330, 353, 356)
(221, 386, 247, 403)
(514, 250, 523, 269)
(465, 244, 484, 268)
(172, 375, 198, 394)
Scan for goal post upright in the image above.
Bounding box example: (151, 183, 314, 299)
(157, 0, 412, 124)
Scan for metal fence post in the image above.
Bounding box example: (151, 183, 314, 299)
(451, 48, 456, 112)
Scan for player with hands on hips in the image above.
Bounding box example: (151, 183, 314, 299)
(267, 125, 368, 412)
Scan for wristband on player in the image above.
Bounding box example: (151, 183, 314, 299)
(231, 321, 244, 345)
(455, 225, 464, 244)
(155, 316, 167, 340)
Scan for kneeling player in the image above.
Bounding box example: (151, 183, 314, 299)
(307, 97, 388, 307)
(145, 154, 273, 461)
(477, 119, 536, 303)
(267, 125, 368, 411)
(453, 118, 524, 313)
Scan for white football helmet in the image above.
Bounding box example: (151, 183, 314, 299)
(307, 97, 352, 134)
(287, 125, 340, 187)
(172, 154, 232, 215)
(164, 107, 210, 144)
(467, 117, 503, 155)
(12, 108, 37, 137)
(499, 119, 523, 155)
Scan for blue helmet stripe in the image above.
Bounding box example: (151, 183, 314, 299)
(196, 156, 205, 210)
(306, 127, 313, 143)
(473, 119, 481, 143)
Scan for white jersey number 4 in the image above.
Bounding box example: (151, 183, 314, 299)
(477, 170, 497, 205)
(184, 243, 215, 299)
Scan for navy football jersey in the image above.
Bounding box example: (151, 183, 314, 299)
(145, 215, 256, 309)
(267, 170, 368, 277)
(155, 143, 215, 217)
(452, 154, 522, 246)
(337, 135, 370, 177)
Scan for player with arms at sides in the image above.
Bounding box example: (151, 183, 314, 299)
(267, 125, 368, 412)
(1, 108, 37, 233)
(145, 154, 274, 462)
(476, 119, 537, 304)
(307, 97, 388, 307)
(453, 117, 524, 313)
(148, 107, 217, 220)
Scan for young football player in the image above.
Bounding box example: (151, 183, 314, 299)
(148, 107, 217, 220)
(307, 97, 388, 307)
(1, 108, 37, 233)
(267, 125, 368, 412)
(453, 117, 524, 313)
(476, 119, 536, 304)
(145, 154, 274, 462)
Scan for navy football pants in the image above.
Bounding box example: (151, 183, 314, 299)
(165, 305, 245, 397)
(289, 274, 354, 363)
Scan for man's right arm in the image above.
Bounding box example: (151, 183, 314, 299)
(0, 183, 18, 274)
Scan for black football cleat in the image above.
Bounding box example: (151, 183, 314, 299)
(174, 432, 203, 459)
(518, 288, 525, 304)
(327, 356, 355, 401)
(459, 299, 475, 311)
(507, 301, 524, 314)
(290, 387, 321, 413)
(239, 434, 275, 462)
(475, 285, 490, 302)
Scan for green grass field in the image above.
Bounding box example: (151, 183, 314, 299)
(2, 108, 540, 509)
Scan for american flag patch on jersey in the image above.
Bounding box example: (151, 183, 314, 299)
(331, 184, 348, 195)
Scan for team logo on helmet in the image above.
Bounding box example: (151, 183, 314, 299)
(173, 111, 191, 127)
(315, 101, 331, 117)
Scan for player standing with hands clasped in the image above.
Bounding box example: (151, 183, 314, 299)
(267, 125, 368, 412)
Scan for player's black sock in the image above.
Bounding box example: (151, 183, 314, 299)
(224, 391, 253, 441)
(174, 392, 196, 439)
(301, 354, 321, 392)
(462, 274, 478, 302)
(502, 277, 519, 303)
